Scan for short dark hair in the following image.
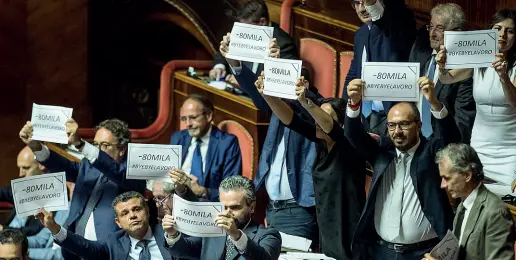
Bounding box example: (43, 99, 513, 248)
(235, 0, 269, 23)
(219, 176, 256, 206)
(185, 94, 214, 114)
(320, 98, 347, 126)
(112, 191, 147, 216)
(435, 143, 484, 183)
(0, 229, 28, 256)
(95, 119, 131, 149)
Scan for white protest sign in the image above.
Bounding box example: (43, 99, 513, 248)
(173, 194, 225, 237)
(362, 62, 420, 102)
(444, 29, 497, 69)
(31, 104, 73, 144)
(11, 172, 69, 217)
(126, 144, 181, 180)
(263, 57, 302, 99)
(226, 22, 274, 63)
(430, 230, 459, 260)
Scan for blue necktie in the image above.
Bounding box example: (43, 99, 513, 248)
(362, 100, 373, 118)
(191, 139, 204, 186)
(421, 55, 436, 138)
(136, 240, 151, 260)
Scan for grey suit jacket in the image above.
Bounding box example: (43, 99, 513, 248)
(454, 184, 515, 260)
(166, 221, 281, 260)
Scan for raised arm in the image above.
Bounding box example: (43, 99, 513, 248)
(296, 79, 335, 135)
(436, 45, 474, 84)
(493, 53, 516, 106)
(254, 71, 294, 125)
(162, 214, 203, 259)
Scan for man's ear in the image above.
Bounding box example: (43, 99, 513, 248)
(465, 170, 473, 183)
(206, 111, 214, 122)
(119, 147, 127, 158)
(115, 217, 122, 229)
(249, 201, 256, 214)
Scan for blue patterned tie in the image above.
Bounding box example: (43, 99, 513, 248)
(136, 240, 151, 260)
(361, 100, 373, 118)
(190, 139, 204, 186)
(421, 55, 436, 138)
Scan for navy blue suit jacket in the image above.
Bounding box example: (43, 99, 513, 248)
(342, 0, 416, 113)
(166, 222, 281, 260)
(57, 224, 172, 260)
(170, 126, 242, 202)
(41, 150, 146, 259)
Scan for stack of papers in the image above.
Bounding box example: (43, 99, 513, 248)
(279, 252, 336, 260)
(280, 232, 312, 252)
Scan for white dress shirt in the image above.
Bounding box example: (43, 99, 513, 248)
(181, 126, 212, 175)
(458, 183, 481, 244)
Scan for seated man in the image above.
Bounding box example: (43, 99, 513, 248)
(0, 229, 29, 260)
(425, 143, 514, 260)
(170, 94, 242, 202)
(209, 0, 298, 84)
(151, 180, 174, 223)
(164, 176, 281, 260)
(36, 191, 172, 260)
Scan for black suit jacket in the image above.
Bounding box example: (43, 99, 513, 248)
(409, 27, 476, 143)
(344, 109, 460, 259)
(213, 22, 299, 75)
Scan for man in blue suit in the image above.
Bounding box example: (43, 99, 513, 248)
(342, 0, 416, 136)
(36, 191, 172, 260)
(169, 94, 242, 202)
(164, 176, 281, 260)
(19, 119, 146, 259)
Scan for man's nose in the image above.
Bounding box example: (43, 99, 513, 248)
(19, 169, 25, 177)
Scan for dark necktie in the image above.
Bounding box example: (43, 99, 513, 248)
(421, 54, 436, 138)
(454, 206, 466, 240)
(137, 240, 151, 260)
(190, 139, 204, 186)
(224, 237, 237, 260)
(75, 174, 107, 236)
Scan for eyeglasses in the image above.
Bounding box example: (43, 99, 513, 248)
(179, 112, 205, 122)
(153, 193, 172, 206)
(426, 25, 445, 34)
(92, 141, 118, 151)
(387, 120, 418, 131)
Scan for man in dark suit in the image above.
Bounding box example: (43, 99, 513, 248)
(345, 76, 459, 259)
(164, 176, 281, 260)
(36, 191, 172, 260)
(0, 229, 29, 260)
(343, 0, 416, 136)
(19, 119, 146, 259)
(169, 94, 242, 202)
(409, 3, 475, 143)
(424, 143, 514, 260)
(208, 0, 298, 84)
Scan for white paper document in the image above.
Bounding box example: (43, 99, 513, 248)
(31, 104, 73, 144)
(11, 172, 69, 217)
(430, 230, 459, 260)
(263, 57, 302, 99)
(279, 232, 312, 252)
(444, 29, 498, 69)
(172, 194, 225, 237)
(281, 252, 335, 260)
(126, 143, 181, 180)
(226, 22, 274, 63)
(362, 62, 420, 102)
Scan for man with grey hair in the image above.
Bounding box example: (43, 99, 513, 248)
(409, 3, 476, 143)
(163, 176, 282, 260)
(423, 143, 514, 260)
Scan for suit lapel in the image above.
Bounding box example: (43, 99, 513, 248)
(409, 138, 426, 194)
(228, 223, 259, 260)
(153, 225, 171, 260)
(460, 185, 488, 247)
(181, 133, 192, 165)
(204, 127, 219, 185)
(119, 233, 132, 259)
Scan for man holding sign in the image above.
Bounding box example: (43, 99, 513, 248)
(164, 176, 281, 260)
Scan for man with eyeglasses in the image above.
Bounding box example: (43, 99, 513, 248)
(169, 94, 242, 202)
(344, 76, 460, 259)
(19, 118, 146, 260)
(342, 0, 416, 136)
(409, 3, 475, 144)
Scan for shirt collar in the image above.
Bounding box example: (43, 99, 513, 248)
(432, 49, 437, 55)
(129, 225, 155, 251)
(395, 139, 421, 159)
(463, 183, 481, 211)
(193, 125, 212, 144)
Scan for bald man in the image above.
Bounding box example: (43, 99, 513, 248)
(17, 146, 46, 178)
(345, 76, 461, 259)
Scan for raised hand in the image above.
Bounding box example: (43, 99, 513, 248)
(436, 45, 447, 71)
(209, 67, 227, 80)
(34, 208, 61, 235)
(168, 168, 190, 193)
(347, 79, 365, 106)
(220, 32, 239, 67)
(269, 38, 280, 58)
(162, 214, 179, 237)
(65, 118, 81, 146)
(254, 71, 265, 94)
(215, 211, 240, 240)
(19, 121, 34, 145)
(418, 76, 442, 111)
(493, 53, 509, 81)
(189, 175, 207, 197)
(295, 76, 308, 104)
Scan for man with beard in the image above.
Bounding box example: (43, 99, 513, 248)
(344, 76, 461, 259)
(169, 94, 242, 202)
(409, 3, 475, 143)
(163, 176, 281, 260)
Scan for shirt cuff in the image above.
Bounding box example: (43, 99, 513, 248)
(53, 226, 67, 243)
(365, 0, 384, 21)
(213, 64, 226, 71)
(346, 106, 361, 118)
(431, 104, 448, 119)
(229, 63, 243, 76)
(81, 141, 99, 163)
(34, 145, 51, 162)
(230, 231, 248, 253)
(164, 232, 182, 246)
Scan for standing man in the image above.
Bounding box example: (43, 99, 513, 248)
(343, 0, 416, 136)
(0, 229, 29, 260)
(345, 76, 460, 259)
(19, 119, 146, 259)
(424, 143, 514, 260)
(409, 3, 475, 142)
(169, 94, 242, 202)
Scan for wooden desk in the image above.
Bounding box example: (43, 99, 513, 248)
(172, 71, 270, 171)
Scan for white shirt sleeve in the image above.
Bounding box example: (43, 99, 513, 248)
(365, 0, 385, 21)
(164, 232, 182, 246)
(431, 104, 448, 119)
(53, 226, 68, 243)
(346, 106, 362, 118)
(81, 141, 99, 163)
(213, 64, 226, 71)
(33, 145, 51, 162)
(230, 231, 249, 253)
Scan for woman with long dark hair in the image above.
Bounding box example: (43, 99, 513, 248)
(254, 73, 365, 260)
(437, 10, 516, 196)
